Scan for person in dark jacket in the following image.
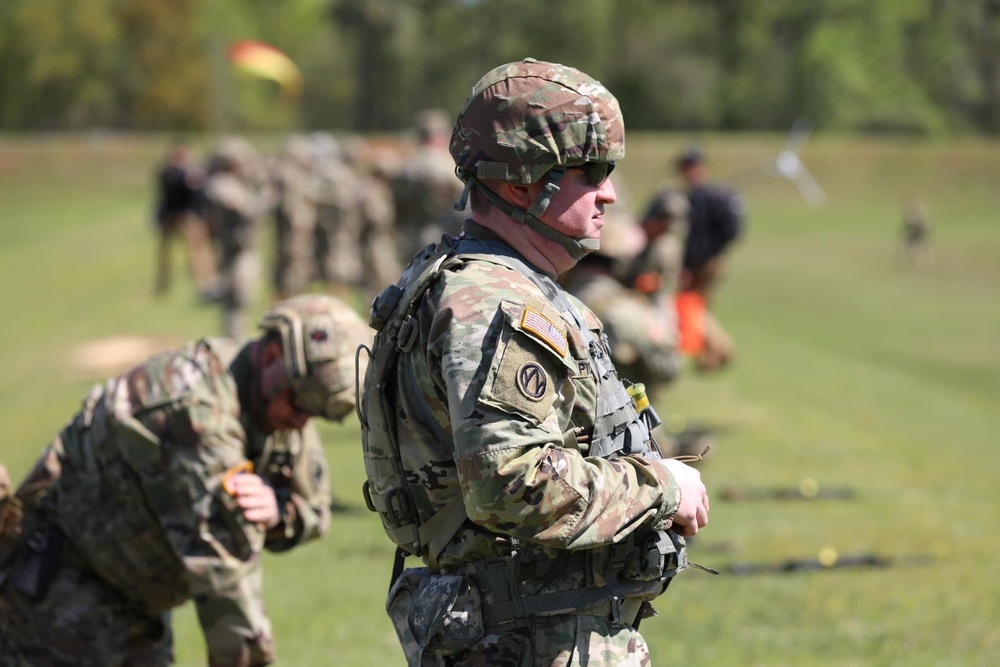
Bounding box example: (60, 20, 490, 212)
(154, 140, 218, 300)
(676, 146, 746, 371)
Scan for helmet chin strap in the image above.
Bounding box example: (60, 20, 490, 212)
(456, 168, 600, 261)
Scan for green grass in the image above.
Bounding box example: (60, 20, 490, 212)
(0, 132, 997, 666)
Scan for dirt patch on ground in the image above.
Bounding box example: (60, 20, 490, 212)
(71, 335, 182, 378)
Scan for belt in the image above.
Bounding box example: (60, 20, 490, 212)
(464, 554, 654, 628)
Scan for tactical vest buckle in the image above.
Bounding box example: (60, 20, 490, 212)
(396, 316, 417, 352)
(386, 488, 413, 526)
(362, 480, 378, 513)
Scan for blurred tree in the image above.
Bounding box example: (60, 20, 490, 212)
(330, 0, 407, 131)
(953, 0, 1000, 133)
(121, 0, 210, 129)
(0, 0, 998, 134)
(0, 0, 124, 128)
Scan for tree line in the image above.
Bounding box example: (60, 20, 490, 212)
(1, 0, 997, 135)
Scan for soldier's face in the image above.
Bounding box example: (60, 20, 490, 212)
(535, 167, 617, 269)
(257, 343, 312, 434)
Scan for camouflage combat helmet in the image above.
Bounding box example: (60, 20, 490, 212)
(211, 136, 256, 172)
(259, 294, 371, 421)
(450, 57, 625, 259)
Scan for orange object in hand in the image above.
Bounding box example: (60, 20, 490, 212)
(676, 290, 706, 356)
(222, 461, 254, 496)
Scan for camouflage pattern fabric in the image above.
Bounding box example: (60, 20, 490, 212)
(392, 145, 466, 264)
(446, 615, 653, 667)
(370, 221, 682, 665)
(0, 336, 333, 666)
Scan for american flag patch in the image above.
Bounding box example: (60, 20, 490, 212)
(520, 307, 568, 357)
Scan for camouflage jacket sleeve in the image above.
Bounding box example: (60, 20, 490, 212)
(424, 261, 680, 551)
(260, 422, 331, 552)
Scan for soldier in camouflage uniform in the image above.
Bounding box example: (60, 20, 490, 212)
(273, 134, 322, 301)
(360, 59, 710, 667)
(205, 137, 277, 338)
(355, 146, 403, 301)
(631, 188, 690, 307)
(561, 201, 683, 397)
(0, 295, 370, 666)
(391, 108, 468, 265)
(313, 133, 365, 296)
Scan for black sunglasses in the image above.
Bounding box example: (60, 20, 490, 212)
(575, 161, 616, 186)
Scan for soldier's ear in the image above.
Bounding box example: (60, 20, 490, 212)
(495, 181, 538, 210)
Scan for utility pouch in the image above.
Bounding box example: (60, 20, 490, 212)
(409, 572, 484, 659)
(623, 530, 685, 582)
(386, 567, 426, 666)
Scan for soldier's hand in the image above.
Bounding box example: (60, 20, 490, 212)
(0, 463, 10, 496)
(659, 459, 710, 536)
(230, 473, 281, 529)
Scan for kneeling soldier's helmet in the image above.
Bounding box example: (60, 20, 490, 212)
(259, 295, 371, 421)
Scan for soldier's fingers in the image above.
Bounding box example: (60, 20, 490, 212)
(677, 521, 698, 537)
(696, 503, 709, 529)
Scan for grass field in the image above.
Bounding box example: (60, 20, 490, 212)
(1, 132, 997, 666)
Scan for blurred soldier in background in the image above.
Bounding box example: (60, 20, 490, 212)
(273, 134, 321, 301)
(562, 192, 683, 396)
(361, 58, 709, 667)
(205, 137, 277, 338)
(391, 108, 467, 264)
(355, 146, 402, 301)
(313, 133, 364, 296)
(631, 188, 690, 309)
(674, 146, 745, 372)
(0, 295, 371, 666)
(900, 197, 932, 266)
(153, 140, 218, 301)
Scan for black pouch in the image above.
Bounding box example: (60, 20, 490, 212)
(409, 572, 484, 658)
(623, 530, 686, 582)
